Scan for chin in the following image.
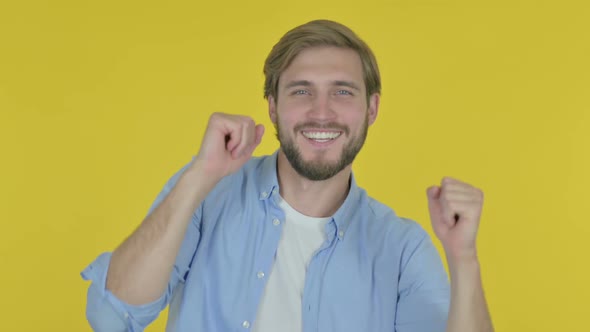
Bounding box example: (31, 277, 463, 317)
(300, 149, 341, 161)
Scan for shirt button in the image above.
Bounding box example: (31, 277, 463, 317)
(242, 320, 251, 328)
(261, 191, 268, 198)
(124, 312, 129, 319)
(272, 218, 280, 226)
(338, 230, 345, 238)
(257, 271, 265, 279)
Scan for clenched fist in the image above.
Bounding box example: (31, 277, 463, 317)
(427, 177, 485, 262)
(194, 112, 265, 181)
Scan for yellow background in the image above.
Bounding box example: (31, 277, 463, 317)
(1, 0, 588, 331)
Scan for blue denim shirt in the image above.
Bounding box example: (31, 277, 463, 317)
(81, 151, 450, 332)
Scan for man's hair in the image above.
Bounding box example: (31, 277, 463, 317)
(263, 19, 381, 104)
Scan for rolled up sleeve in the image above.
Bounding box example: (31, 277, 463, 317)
(395, 227, 450, 332)
(81, 160, 202, 332)
(81, 252, 170, 332)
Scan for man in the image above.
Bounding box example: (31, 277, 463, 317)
(81, 19, 494, 332)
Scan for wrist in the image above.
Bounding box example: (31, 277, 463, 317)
(185, 158, 224, 191)
(445, 247, 480, 270)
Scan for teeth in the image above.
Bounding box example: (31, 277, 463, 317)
(302, 131, 341, 140)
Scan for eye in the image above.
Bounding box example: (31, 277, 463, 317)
(292, 89, 310, 95)
(336, 90, 353, 96)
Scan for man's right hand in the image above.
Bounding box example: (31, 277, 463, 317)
(193, 112, 265, 181)
(105, 112, 264, 307)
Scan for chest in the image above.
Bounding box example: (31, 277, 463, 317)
(183, 201, 400, 331)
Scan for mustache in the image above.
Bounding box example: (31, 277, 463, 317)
(293, 122, 350, 136)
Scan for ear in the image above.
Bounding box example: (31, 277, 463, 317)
(268, 95, 278, 124)
(367, 93, 380, 126)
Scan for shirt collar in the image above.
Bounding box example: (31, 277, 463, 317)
(256, 149, 362, 240)
(331, 172, 361, 240)
(257, 150, 280, 200)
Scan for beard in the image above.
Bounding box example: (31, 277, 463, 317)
(276, 113, 369, 181)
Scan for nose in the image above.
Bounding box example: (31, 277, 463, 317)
(308, 93, 336, 122)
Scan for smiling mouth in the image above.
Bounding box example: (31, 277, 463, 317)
(301, 131, 343, 143)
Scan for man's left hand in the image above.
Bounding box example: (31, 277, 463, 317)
(426, 177, 485, 262)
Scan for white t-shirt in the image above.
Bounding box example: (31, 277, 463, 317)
(251, 195, 330, 332)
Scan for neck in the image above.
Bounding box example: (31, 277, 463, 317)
(276, 150, 351, 218)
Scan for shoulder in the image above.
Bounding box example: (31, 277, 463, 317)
(203, 153, 275, 201)
(366, 193, 426, 231)
(352, 190, 430, 254)
(215, 154, 272, 186)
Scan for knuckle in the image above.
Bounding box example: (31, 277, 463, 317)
(476, 188, 484, 200)
(442, 176, 452, 185)
(210, 112, 224, 123)
(448, 199, 458, 209)
(441, 193, 452, 205)
(237, 115, 254, 126)
(246, 118, 255, 130)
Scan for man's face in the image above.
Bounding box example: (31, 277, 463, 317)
(269, 46, 379, 181)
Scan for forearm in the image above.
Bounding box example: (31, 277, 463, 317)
(106, 161, 218, 305)
(446, 255, 494, 332)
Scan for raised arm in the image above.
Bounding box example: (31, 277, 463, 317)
(107, 112, 265, 304)
(82, 113, 265, 331)
(426, 177, 494, 332)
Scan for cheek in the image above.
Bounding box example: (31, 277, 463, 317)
(275, 112, 297, 136)
(338, 102, 367, 121)
(332, 97, 366, 113)
(281, 97, 311, 112)
(277, 101, 305, 122)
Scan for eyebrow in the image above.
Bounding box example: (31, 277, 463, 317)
(333, 80, 361, 91)
(284, 80, 312, 89)
(284, 80, 361, 91)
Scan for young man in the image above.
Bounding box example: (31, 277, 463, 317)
(82, 20, 494, 332)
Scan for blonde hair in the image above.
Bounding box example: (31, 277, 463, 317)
(263, 19, 381, 104)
